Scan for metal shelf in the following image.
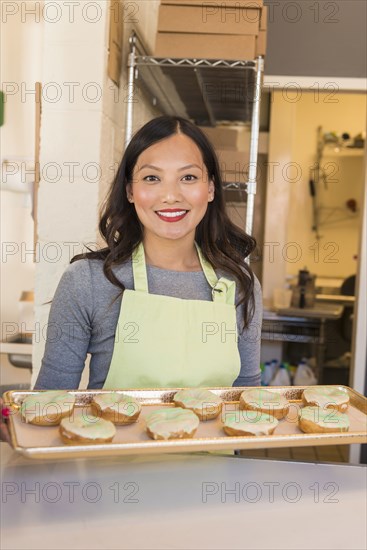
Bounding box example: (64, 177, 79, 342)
(124, 31, 264, 242)
(134, 55, 257, 126)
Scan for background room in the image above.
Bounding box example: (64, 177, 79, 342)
(1, 1, 366, 462)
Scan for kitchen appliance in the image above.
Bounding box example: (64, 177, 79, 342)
(291, 267, 316, 308)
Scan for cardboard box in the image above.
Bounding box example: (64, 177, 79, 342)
(108, 0, 123, 86)
(236, 131, 269, 154)
(199, 126, 239, 149)
(161, 0, 263, 6)
(216, 149, 249, 174)
(158, 4, 261, 35)
(200, 126, 269, 154)
(201, 128, 269, 154)
(221, 170, 248, 184)
(255, 29, 267, 57)
(260, 5, 267, 30)
(155, 33, 256, 60)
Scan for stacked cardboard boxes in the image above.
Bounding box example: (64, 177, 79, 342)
(217, 149, 248, 184)
(199, 125, 267, 285)
(199, 126, 247, 182)
(200, 126, 268, 184)
(155, 0, 267, 60)
(257, 3, 267, 57)
(199, 126, 238, 149)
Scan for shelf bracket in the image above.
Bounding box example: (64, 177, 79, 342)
(125, 38, 137, 150)
(245, 57, 264, 258)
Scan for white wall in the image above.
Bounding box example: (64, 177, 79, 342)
(1, 1, 43, 156)
(262, 91, 294, 304)
(31, 1, 107, 386)
(0, 1, 43, 337)
(349, 147, 367, 463)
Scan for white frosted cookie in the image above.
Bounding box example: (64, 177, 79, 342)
(239, 388, 290, 419)
(145, 407, 200, 440)
(59, 412, 116, 444)
(20, 391, 76, 426)
(173, 388, 222, 420)
(298, 406, 349, 433)
(302, 386, 349, 412)
(223, 411, 279, 436)
(92, 393, 141, 424)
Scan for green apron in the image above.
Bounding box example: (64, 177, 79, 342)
(103, 241, 241, 389)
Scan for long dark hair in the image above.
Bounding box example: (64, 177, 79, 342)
(71, 116, 257, 329)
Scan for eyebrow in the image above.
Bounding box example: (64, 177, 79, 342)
(178, 164, 202, 171)
(137, 164, 163, 172)
(136, 163, 203, 173)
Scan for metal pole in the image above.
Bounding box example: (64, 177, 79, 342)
(245, 56, 264, 264)
(125, 33, 137, 150)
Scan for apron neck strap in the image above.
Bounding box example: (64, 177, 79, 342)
(132, 241, 236, 304)
(132, 242, 149, 293)
(194, 242, 236, 305)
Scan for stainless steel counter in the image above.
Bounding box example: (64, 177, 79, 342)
(1, 443, 366, 550)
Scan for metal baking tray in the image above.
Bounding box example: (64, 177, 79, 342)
(4, 385, 367, 460)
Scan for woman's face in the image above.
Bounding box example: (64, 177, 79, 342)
(127, 133, 214, 244)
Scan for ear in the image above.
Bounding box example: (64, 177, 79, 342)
(126, 183, 134, 203)
(208, 180, 215, 202)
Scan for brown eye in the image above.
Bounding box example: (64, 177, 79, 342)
(182, 174, 197, 182)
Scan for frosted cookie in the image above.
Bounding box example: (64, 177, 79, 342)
(223, 411, 279, 436)
(92, 393, 141, 424)
(173, 388, 222, 420)
(239, 388, 290, 419)
(20, 391, 75, 426)
(298, 406, 349, 433)
(145, 407, 200, 440)
(302, 386, 349, 412)
(59, 412, 116, 444)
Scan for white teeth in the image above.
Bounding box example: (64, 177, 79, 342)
(156, 210, 187, 218)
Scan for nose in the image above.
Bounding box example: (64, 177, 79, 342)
(160, 179, 183, 203)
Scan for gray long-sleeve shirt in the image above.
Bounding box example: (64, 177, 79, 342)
(34, 257, 262, 390)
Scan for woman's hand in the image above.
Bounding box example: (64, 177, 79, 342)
(0, 397, 12, 445)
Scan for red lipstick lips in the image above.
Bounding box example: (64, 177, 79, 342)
(155, 209, 188, 222)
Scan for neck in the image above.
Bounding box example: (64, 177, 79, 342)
(142, 235, 201, 272)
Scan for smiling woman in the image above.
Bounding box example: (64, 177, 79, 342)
(33, 116, 263, 391)
(127, 133, 215, 269)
